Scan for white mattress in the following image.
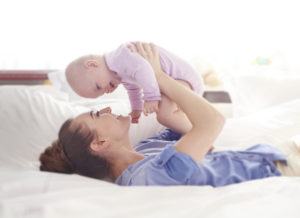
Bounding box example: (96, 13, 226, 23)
(0, 85, 300, 218)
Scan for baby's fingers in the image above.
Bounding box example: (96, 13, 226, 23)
(132, 118, 139, 123)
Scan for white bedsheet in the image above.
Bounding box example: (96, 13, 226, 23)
(1, 170, 300, 218)
(1, 85, 300, 218)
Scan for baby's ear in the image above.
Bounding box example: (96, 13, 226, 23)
(84, 59, 99, 68)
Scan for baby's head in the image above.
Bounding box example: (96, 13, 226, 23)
(65, 55, 120, 98)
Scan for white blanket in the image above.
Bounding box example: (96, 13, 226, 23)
(0, 85, 300, 218)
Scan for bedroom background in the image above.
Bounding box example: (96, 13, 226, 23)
(1, 1, 300, 218)
(1, 0, 299, 117)
(1, 0, 299, 71)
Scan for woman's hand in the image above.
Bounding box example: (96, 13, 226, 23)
(131, 42, 164, 79)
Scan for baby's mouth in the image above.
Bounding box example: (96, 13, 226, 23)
(106, 81, 119, 93)
(109, 82, 117, 92)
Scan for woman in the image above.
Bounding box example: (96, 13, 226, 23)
(40, 43, 299, 186)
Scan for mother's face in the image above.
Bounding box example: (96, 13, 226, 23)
(74, 107, 131, 142)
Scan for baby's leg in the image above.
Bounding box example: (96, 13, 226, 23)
(156, 80, 192, 134)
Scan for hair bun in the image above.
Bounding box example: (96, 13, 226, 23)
(39, 140, 74, 174)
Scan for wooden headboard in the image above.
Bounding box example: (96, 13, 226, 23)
(0, 70, 231, 103)
(0, 70, 55, 85)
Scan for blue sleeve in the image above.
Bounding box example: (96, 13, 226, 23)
(149, 129, 182, 141)
(152, 145, 199, 184)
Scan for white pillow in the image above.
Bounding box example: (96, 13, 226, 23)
(2, 85, 299, 171)
(0, 85, 163, 170)
(222, 73, 300, 117)
(214, 98, 300, 150)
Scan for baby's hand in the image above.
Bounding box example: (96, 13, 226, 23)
(129, 110, 142, 123)
(144, 100, 159, 116)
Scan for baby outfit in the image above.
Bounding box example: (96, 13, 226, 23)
(104, 44, 204, 111)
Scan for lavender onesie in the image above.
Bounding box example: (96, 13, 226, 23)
(104, 44, 204, 111)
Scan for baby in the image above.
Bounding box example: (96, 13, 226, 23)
(65, 42, 204, 133)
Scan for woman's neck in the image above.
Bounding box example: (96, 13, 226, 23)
(109, 148, 144, 181)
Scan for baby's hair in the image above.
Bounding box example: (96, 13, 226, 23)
(65, 55, 96, 76)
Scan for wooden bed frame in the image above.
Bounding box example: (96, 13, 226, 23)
(0, 70, 54, 85)
(0, 70, 231, 103)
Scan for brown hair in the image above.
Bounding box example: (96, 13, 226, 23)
(39, 119, 110, 179)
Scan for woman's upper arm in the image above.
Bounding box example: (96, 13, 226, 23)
(174, 114, 225, 162)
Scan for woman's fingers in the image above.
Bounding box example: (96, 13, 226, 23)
(127, 44, 137, 52)
(150, 43, 159, 58)
(135, 42, 155, 60)
(143, 109, 148, 116)
(133, 42, 162, 78)
(133, 42, 156, 61)
(142, 43, 153, 58)
(136, 42, 147, 57)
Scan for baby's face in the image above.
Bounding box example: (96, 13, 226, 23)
(87, 66, 118, 98)
(70, 62, 119, 98)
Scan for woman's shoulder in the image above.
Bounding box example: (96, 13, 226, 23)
(116, 144, 199, 186)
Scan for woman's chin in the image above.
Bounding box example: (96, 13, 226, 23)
(119, 115, 131, 125)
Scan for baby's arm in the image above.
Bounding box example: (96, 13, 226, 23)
(123, 83, 143, 123)
(131, 57, 162, 116)
(109, 44, 162, 115)
(132, 60, 161, 103)
(119, 44, 162, 103)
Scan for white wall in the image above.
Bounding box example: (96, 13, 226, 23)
(0, 0, 299, 71)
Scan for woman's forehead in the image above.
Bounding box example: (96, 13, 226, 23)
(74, 112, 91, 122)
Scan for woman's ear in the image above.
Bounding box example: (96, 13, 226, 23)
(90, 137, 111, 153)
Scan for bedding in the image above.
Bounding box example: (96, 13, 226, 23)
(0, 85, 300, 218)
(0, 85, 163, 169)
(220, 70, 300, 117)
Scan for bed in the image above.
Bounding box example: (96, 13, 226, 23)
(0, 70, 300, 218)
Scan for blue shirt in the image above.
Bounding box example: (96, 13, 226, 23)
(115, 129, 287, 187)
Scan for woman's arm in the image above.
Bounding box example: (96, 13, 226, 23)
(134, 42, 225, 162)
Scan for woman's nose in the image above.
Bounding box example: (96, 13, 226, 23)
(99, 107, 111, 114)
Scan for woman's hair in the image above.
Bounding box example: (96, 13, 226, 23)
(39, 119, 110, 179)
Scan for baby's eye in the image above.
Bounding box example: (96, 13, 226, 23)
(96, 84, 101, 90)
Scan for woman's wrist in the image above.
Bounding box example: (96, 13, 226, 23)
(155, 69, 165, 81)
(155, 70, 168, 89)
